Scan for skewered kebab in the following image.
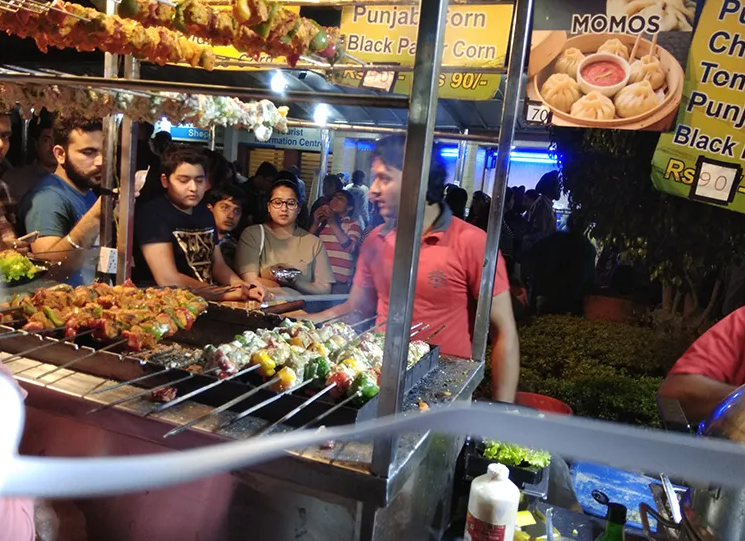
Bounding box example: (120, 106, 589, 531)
(0, 0, 216, 69)
(116, 0, 340, 66)
(0, 281, 208, 351)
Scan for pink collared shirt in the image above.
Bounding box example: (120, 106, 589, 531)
(0, 363, 35, 541)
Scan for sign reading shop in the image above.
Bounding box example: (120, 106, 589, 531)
(240, 127, 326, 151)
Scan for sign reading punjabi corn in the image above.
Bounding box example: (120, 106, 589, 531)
(651, 0, 745, 212)
(337, 4, 515, 100)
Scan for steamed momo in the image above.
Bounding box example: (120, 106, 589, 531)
(555, 48, 585, 79)
(570, 92, 616, 120)
(614, 80, 658, 118)
(598, 38, 630, 60)
(629, 54, 665, 89)
(540, 73, 581, 113)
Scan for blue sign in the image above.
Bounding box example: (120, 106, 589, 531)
(168, 125, 210, 143)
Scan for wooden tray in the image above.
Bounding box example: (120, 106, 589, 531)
(527, 32, 684, 130)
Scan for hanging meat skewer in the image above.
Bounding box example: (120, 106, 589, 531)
(0, 0, 216, 70)
(116, 0, 340, 66)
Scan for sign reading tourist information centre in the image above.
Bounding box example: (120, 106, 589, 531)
(525, 0, 695, 131)
(338, 4, 514, 100)
(651, 0, 745, 213)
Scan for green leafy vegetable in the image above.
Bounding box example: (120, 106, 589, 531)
(482, 440, 551, 469)
(0, 251, 38, 283)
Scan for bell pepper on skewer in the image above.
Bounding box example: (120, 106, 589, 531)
(252, 349, 277, 377)
(348, 372, 380, 405)
(304, 356, 330, 389)
(271, 366, 297, 392)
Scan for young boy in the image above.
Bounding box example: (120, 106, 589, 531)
(133, 145, 263, 302)
(205, 184, 245, 271)
(309, 189, 362, 289)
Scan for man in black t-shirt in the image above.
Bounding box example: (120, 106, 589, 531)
(133, 145, 264, 302)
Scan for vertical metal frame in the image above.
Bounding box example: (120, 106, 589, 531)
(371, 0, 449, 478)
(100, 0, 119, 254)
(471, 0, 533, 361)
(317, 128, 331, 195)
(454, 130, 469, 185)
(116, 56, 140, 284)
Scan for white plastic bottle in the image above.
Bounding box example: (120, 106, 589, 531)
(464, 463, 520, 541)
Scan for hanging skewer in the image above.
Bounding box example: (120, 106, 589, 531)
(218, 379, 314, 432)
(87, 367, 220, 414)
(34, 339, 128, 381)
(162, 374, 285, 438)
(254, 382, 337, 436)
(424, 324, 447, 343)
(1, 329, 95, 364)
(145, 363, 261, 417)
(85, 357, 201, 396)
(410, 324, 431, 339)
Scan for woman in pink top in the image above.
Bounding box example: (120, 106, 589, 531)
(0, 362, 35, 541)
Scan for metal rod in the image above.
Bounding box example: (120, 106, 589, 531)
(215, 58, 507, 74)
(145, 363, 261, 417)
(85, 357, 200, 395)
(424, 323, 447, 343)
(34, 339, 127, 381)
(1, 329, 96, 364)
(297, 393, 357, 430)
(371, 0, 449, 478)
(454, 130, 469, 185)
(255, 382, 337, 436)
(163, 375, 283, 438)
(0, 325, 66, 341)
(409, 324, 430, 338)
(471, 0, 533, 361)
(87, 369, 218, 414)
(0, 73, 410, 109)
(286, 120, 499, 144)
(316, 310, 354, 326)
(348, 314, 378, 330)
(219, 379, 314, 432)
(117, 55, 140, 284)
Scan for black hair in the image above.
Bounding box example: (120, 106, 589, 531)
(287, 165, 301, 177)
(160, 144, 207, 179)
(270, 179, 300, 200)
(352, 170, 366, 186)
(29, 109, 54, 140)
(323, 174, 344, 192)
(153, 131, 172, 154)
(536, 170, 560, 196)
(444, 185, 468, 219)
(204, 149, 236, 188)
(256, 161, 278, 179)
(52, 115, 103, 149)
(524, 189, 539, 201)
(333, 189, 355, 211)
(142, 122, 155, 139)
(372, 135, 447, 204)
(205, 183, 247, 207)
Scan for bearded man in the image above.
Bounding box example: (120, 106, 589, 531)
(17, 116, 104, 286)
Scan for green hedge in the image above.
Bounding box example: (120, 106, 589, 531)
(479, 315, 696, 428)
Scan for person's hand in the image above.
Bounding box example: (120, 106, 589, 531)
(313, 206, 327, 224)
(245, 282, 272, 302)
(9, 239, 29, 254)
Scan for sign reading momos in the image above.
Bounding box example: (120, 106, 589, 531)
(526, 0, 694, 131)
(337, 4, 514, 100)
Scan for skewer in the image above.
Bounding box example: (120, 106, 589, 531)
(650, 32, 658, 58)
(0, 325, 68, 341)
(348, 314, 378, 330)
(254, 382, 337, 436)
(87, 367, 220, 414)
(218, 379, 315, 432)
(297, 393, 358, 430)
(316, 310, 354, 326)
(85, 357, 201, 396)
(0, 306, 22, 314)
(424, 323, 447, 343)
(410, 324, 431, 338)
(145, 363, 261, 417)
(34, 339, 127, 381)
(1, 329, 95, 364)
(162, 375, 285, 438)
(630, 32, 643, 62)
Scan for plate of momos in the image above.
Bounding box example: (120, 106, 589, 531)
(528, 33, 684, 128)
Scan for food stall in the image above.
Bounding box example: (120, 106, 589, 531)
(0, 0, 528, 538)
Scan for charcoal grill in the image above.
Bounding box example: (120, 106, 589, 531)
(0, 304, 442, 432)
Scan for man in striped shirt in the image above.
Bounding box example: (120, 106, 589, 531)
(309, 189, 362, 290)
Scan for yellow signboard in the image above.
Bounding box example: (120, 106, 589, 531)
(338, 4, 514, 100)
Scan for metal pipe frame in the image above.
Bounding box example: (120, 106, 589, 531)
(454, 129, 469, 185)
(317, 128, 331, 199)
(215, 60, 507, 75)
(0, 73, 410, 110)
(471, 0, 533, 361)
(371, 0, 449, 478)
(287, 120, 499, 145)
(116, 56, 140, 284)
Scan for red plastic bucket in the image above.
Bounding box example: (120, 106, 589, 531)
(515, 392, 573, 415)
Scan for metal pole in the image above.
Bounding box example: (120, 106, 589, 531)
(100, 0, 119, 256)
(316, 128, 331, 199)
(20, 117, 29, 165)
(454, 129, 469, 186)
(371, 0, 448, 478)
(471, 0, 533, 361)
(116, 56, 140, 285)
(209, 126, 216, 151)
(222, 126, 238, 162)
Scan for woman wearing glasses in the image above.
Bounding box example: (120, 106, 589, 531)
(235, 176, 335, 295)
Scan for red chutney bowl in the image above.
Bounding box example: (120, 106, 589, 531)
(577, 52, 630, 98)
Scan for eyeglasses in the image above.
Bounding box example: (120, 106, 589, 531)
(269, 198, 299, 210)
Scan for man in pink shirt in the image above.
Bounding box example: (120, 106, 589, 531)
(309, 136, 520, 402)
(0, 362, 35, 541)
(659, 306, 745, 422)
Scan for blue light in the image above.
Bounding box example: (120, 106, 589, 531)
(440, 145, 459, 158)
(510, 157, 558, 165)
(511, 151, 556, 162)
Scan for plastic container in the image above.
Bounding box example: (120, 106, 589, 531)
(515, 392, 573, 415)
(464, 463, 520, 541)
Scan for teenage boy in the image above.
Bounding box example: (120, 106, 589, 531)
(205, 184, 245, 270)
(133, 145, 263, 302)
(309, 136, 520, 402)
(309, 189, 362, 289)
